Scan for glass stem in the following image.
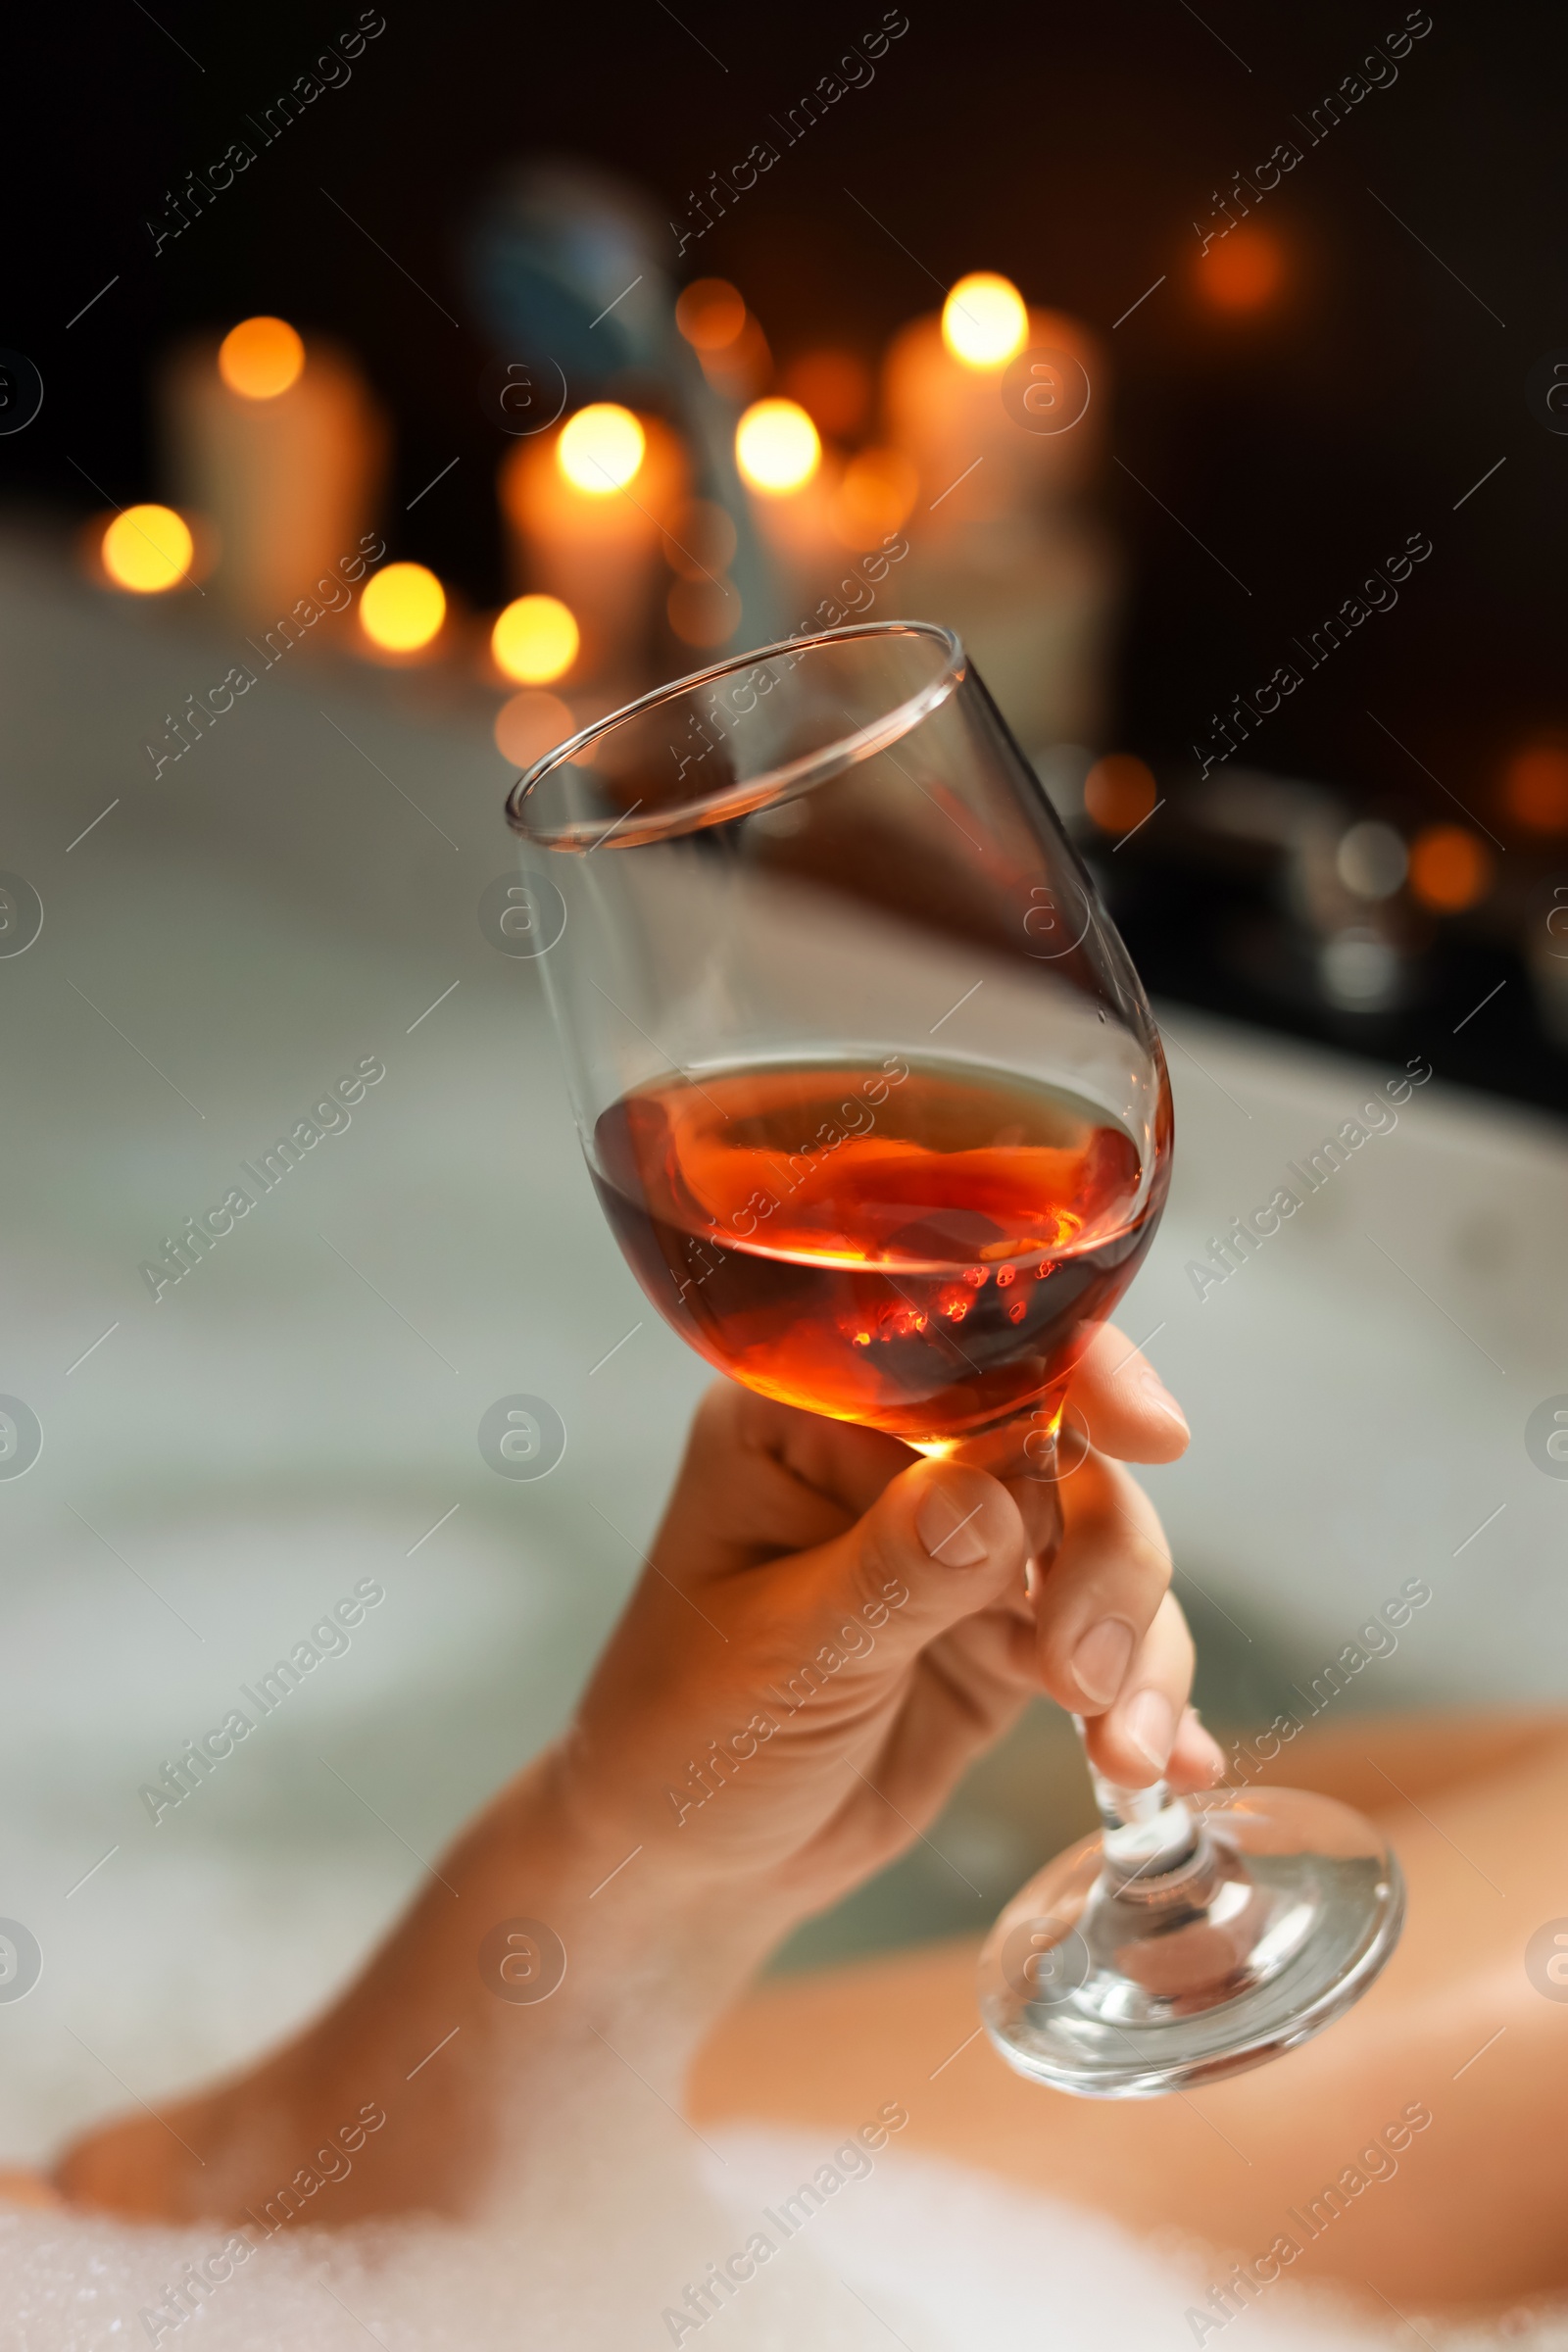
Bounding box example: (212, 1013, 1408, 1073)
(988, 1424, 1204, 1885)
(1073, 1716, 1199, 1879)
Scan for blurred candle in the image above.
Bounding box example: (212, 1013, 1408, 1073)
(734, 395, 838, 608)
(499, 406, 684, 691)
(161, 316, 387, 623)
(881, 272, 1113, 749)
(882, 270, 1100, 527)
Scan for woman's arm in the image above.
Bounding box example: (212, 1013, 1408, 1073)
(55, 1328, 1217, 2227)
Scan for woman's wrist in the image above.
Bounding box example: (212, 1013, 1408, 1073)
(455, 1746, 789, 2057)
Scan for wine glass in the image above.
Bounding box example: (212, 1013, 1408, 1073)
(505, 619, 1403, 2096)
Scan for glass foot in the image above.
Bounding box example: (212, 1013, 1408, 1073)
(978, 1785, 1404, 2098)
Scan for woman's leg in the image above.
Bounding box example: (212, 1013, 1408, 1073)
(691, 1712, 1568, 2313)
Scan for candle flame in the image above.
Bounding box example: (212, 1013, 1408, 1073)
(492, 594, 579, 685)
(360, 562, 446, 653)
(942, 273, 1028, 368)
(218, 316, 306, 400)
(557, 405, 646, 496)
(735, 398, 821, 495)
(101, 504, 194, 593)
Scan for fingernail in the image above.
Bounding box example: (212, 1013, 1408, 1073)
(1123, 1689, 1176, 1774)
(916, 1489, 989, 1566)
(1138, 1366, 1189, 1438)
(1070, 1617, 1135, 1706)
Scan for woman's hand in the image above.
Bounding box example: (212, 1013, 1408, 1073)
(52, 1327, 1218, 2229)
(562, 1324, 1222, 1936)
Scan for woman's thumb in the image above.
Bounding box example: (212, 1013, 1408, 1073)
(794, 1458, 1027, 1675)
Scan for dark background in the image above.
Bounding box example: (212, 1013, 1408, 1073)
(10, 0, 1568, 1101)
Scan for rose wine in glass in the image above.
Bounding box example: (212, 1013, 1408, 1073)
(507, 621, 1402, 2095)
(591, 1058, 1162, 1444)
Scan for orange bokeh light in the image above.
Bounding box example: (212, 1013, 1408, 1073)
(735, 398, 820, 495)
(218, 316, 305, 400)
(941, 272, 1028, 368)
(492, 594, 579, 685)
(101, 504, 194, 593)
(1503, 745, 1568, 832)
(1084, 754, 1158, 835)
(494, 689, 573, 768)
(667, 577, 740, 649)
(359, 562, 446, 654)
(675, 278, 747, 353)
(1408, 824, 1494, 912)
(557, 404, 646, 495)
(1199, 225, 1284, 313)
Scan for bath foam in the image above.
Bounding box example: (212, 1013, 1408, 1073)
(5, 2137, 1566, 2350)
(702, 2131, 1568, 2352)
(0, 2162, 900, 2352)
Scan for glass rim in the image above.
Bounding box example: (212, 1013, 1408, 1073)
(504, 618, 966, 852)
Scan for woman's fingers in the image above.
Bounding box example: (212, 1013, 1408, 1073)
(1168, 1704, 1228, 1792)
(1083, 1592, 1224, 1789)
(655, 1381, 917, 1584)
(1031, 1449, 1175, 1717)
(1064, 1322, 1190, 1464)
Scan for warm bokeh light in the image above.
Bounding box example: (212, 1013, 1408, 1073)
(360, 561, 446, 653)
(1084, 754, 1158, 835)
(675, 278, 747, 352)
(667, 577, 740, 649)
(101, 504, 194, 593)
(835, 448, 918, 542)
(942, 272, 1029, 369)
(491, 594, 579, 685)
(494, 688, 573, 769)
(735, 398, 821, 495)
(1199, 225, 1285, 312)
(664, 499, 738, 582)
(1503, 744, 1568, 832)
(218, 316, 305, 400)
(557, 404, 647, 495)
(1408, 823, 1494, 912)
(782, 349, 872, 438)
